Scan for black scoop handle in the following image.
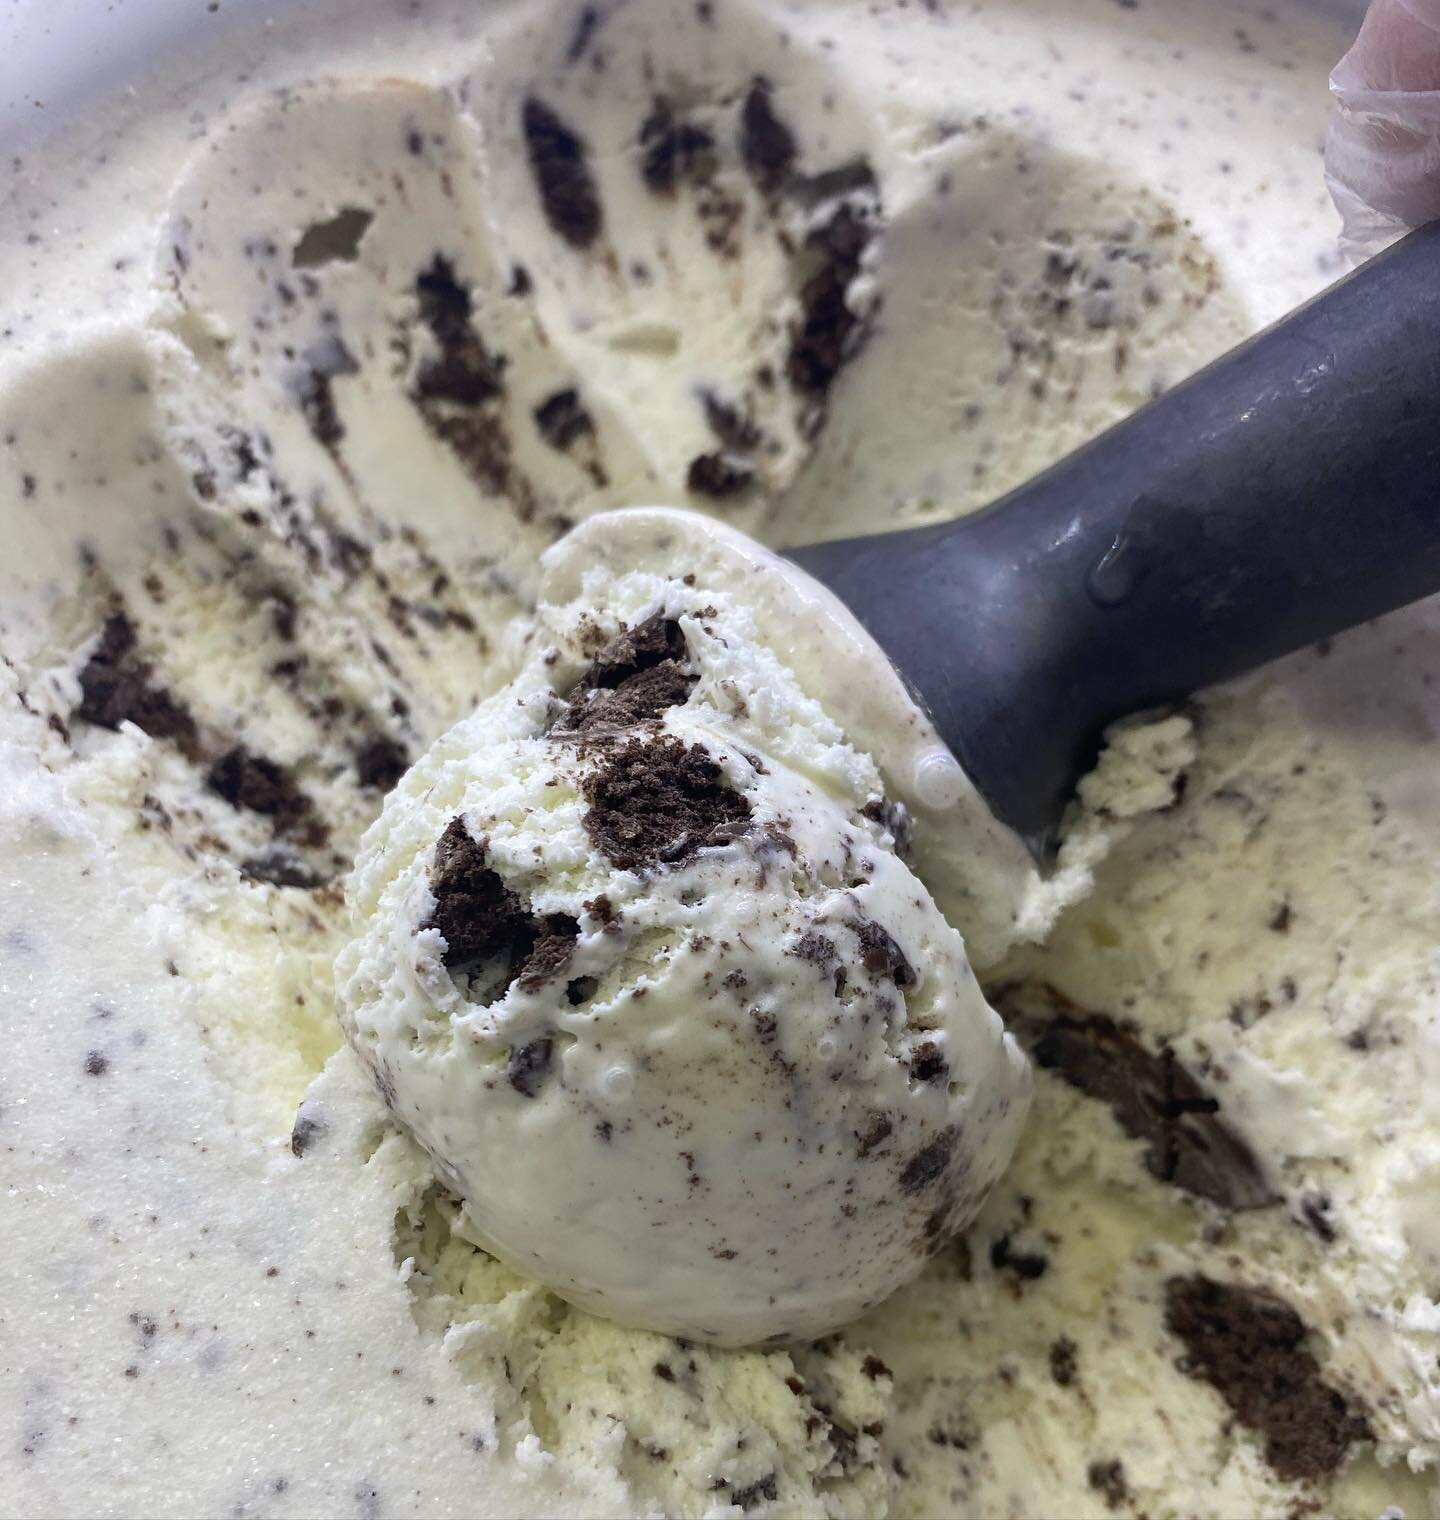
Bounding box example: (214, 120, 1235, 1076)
(789, 219, 1440, 855)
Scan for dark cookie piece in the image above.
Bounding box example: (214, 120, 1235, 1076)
(716, 1474, 778, 1513)
(639, 98, 716, 193)
(410, 258, 533, 511)
(999, 982, 1273, 1211)
(908, 1039, 947, 1084)
(75, 612, 200, 759)
(738, 78, 796, 194)
(289, 1103, 331, 1157)
(523, 96, 603, 249)
(424, 818, 528, 974)
(206, 746, 320, 840)
(516, 921, 581, 991)
(559, 613, 697, 733)
(1049, 1336, 1078, 1387)
(1164, 1275, 1371, 1481)
(581, 612, 687, 686)
(861, 795, 913, 857)
(687, 451, 755, 499)
(852, 917, 916, 988)
(355, 734, 410, 792)
(424, 819, 578, 995)
(507, 1036, 555, 1098)
(294, 333, 360, 448)
(898, 1124, 958, 1194)
(788, 203, 876, 397)
(533, 388, 595, 452)
(701, 390, 764, 452)
(240, 852, 329, 890)
(414, 257, 506, 406)
(989, 1232, 1047, 1282)
(1087, 1460, 1129, 1511)
(582, 735, 751, 870)
(564, 662, 696, 732)
(565, 4, 604, 65)
(855, 1111, 892, 1159)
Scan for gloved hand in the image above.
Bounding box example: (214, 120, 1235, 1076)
(1326, 0, 1440, 260)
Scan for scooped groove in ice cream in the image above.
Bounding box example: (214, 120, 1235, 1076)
(335, 545, 1031, 1344)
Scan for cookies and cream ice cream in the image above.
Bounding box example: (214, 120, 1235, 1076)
(3, 0, 1438, 1515)
(337, 559, 1030, 1343)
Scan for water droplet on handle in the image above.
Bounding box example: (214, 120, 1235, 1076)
(912, 749, 969, 810)
(1086, 531, 1140, 608)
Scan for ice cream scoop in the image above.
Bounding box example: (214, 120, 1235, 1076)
(789, 219, 1440, 854)
(336, 568, 1031, 1347)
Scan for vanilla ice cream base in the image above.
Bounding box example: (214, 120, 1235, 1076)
(3, 0, 1437, 1516)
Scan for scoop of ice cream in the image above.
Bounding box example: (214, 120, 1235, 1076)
(335, 558, 1031, 1346)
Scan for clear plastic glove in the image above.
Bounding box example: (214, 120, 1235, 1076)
(1326, 0, 1440, 261)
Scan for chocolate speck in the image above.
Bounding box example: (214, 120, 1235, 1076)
(856, 1111, 892, 1159)
(701, 390, 763, 452)
(1049, 1336, 1078, 1386)
(1301, 1193, 1337, 1244)
(861, 796, 913, 857)
(290, 1107, 330, 1157)
(791, 931, 837, 968)
(423, 819, 580, 1000)
(585, 893, 617, 926)
(294, 334, 359, 447)
(424, 820, 529, 974)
